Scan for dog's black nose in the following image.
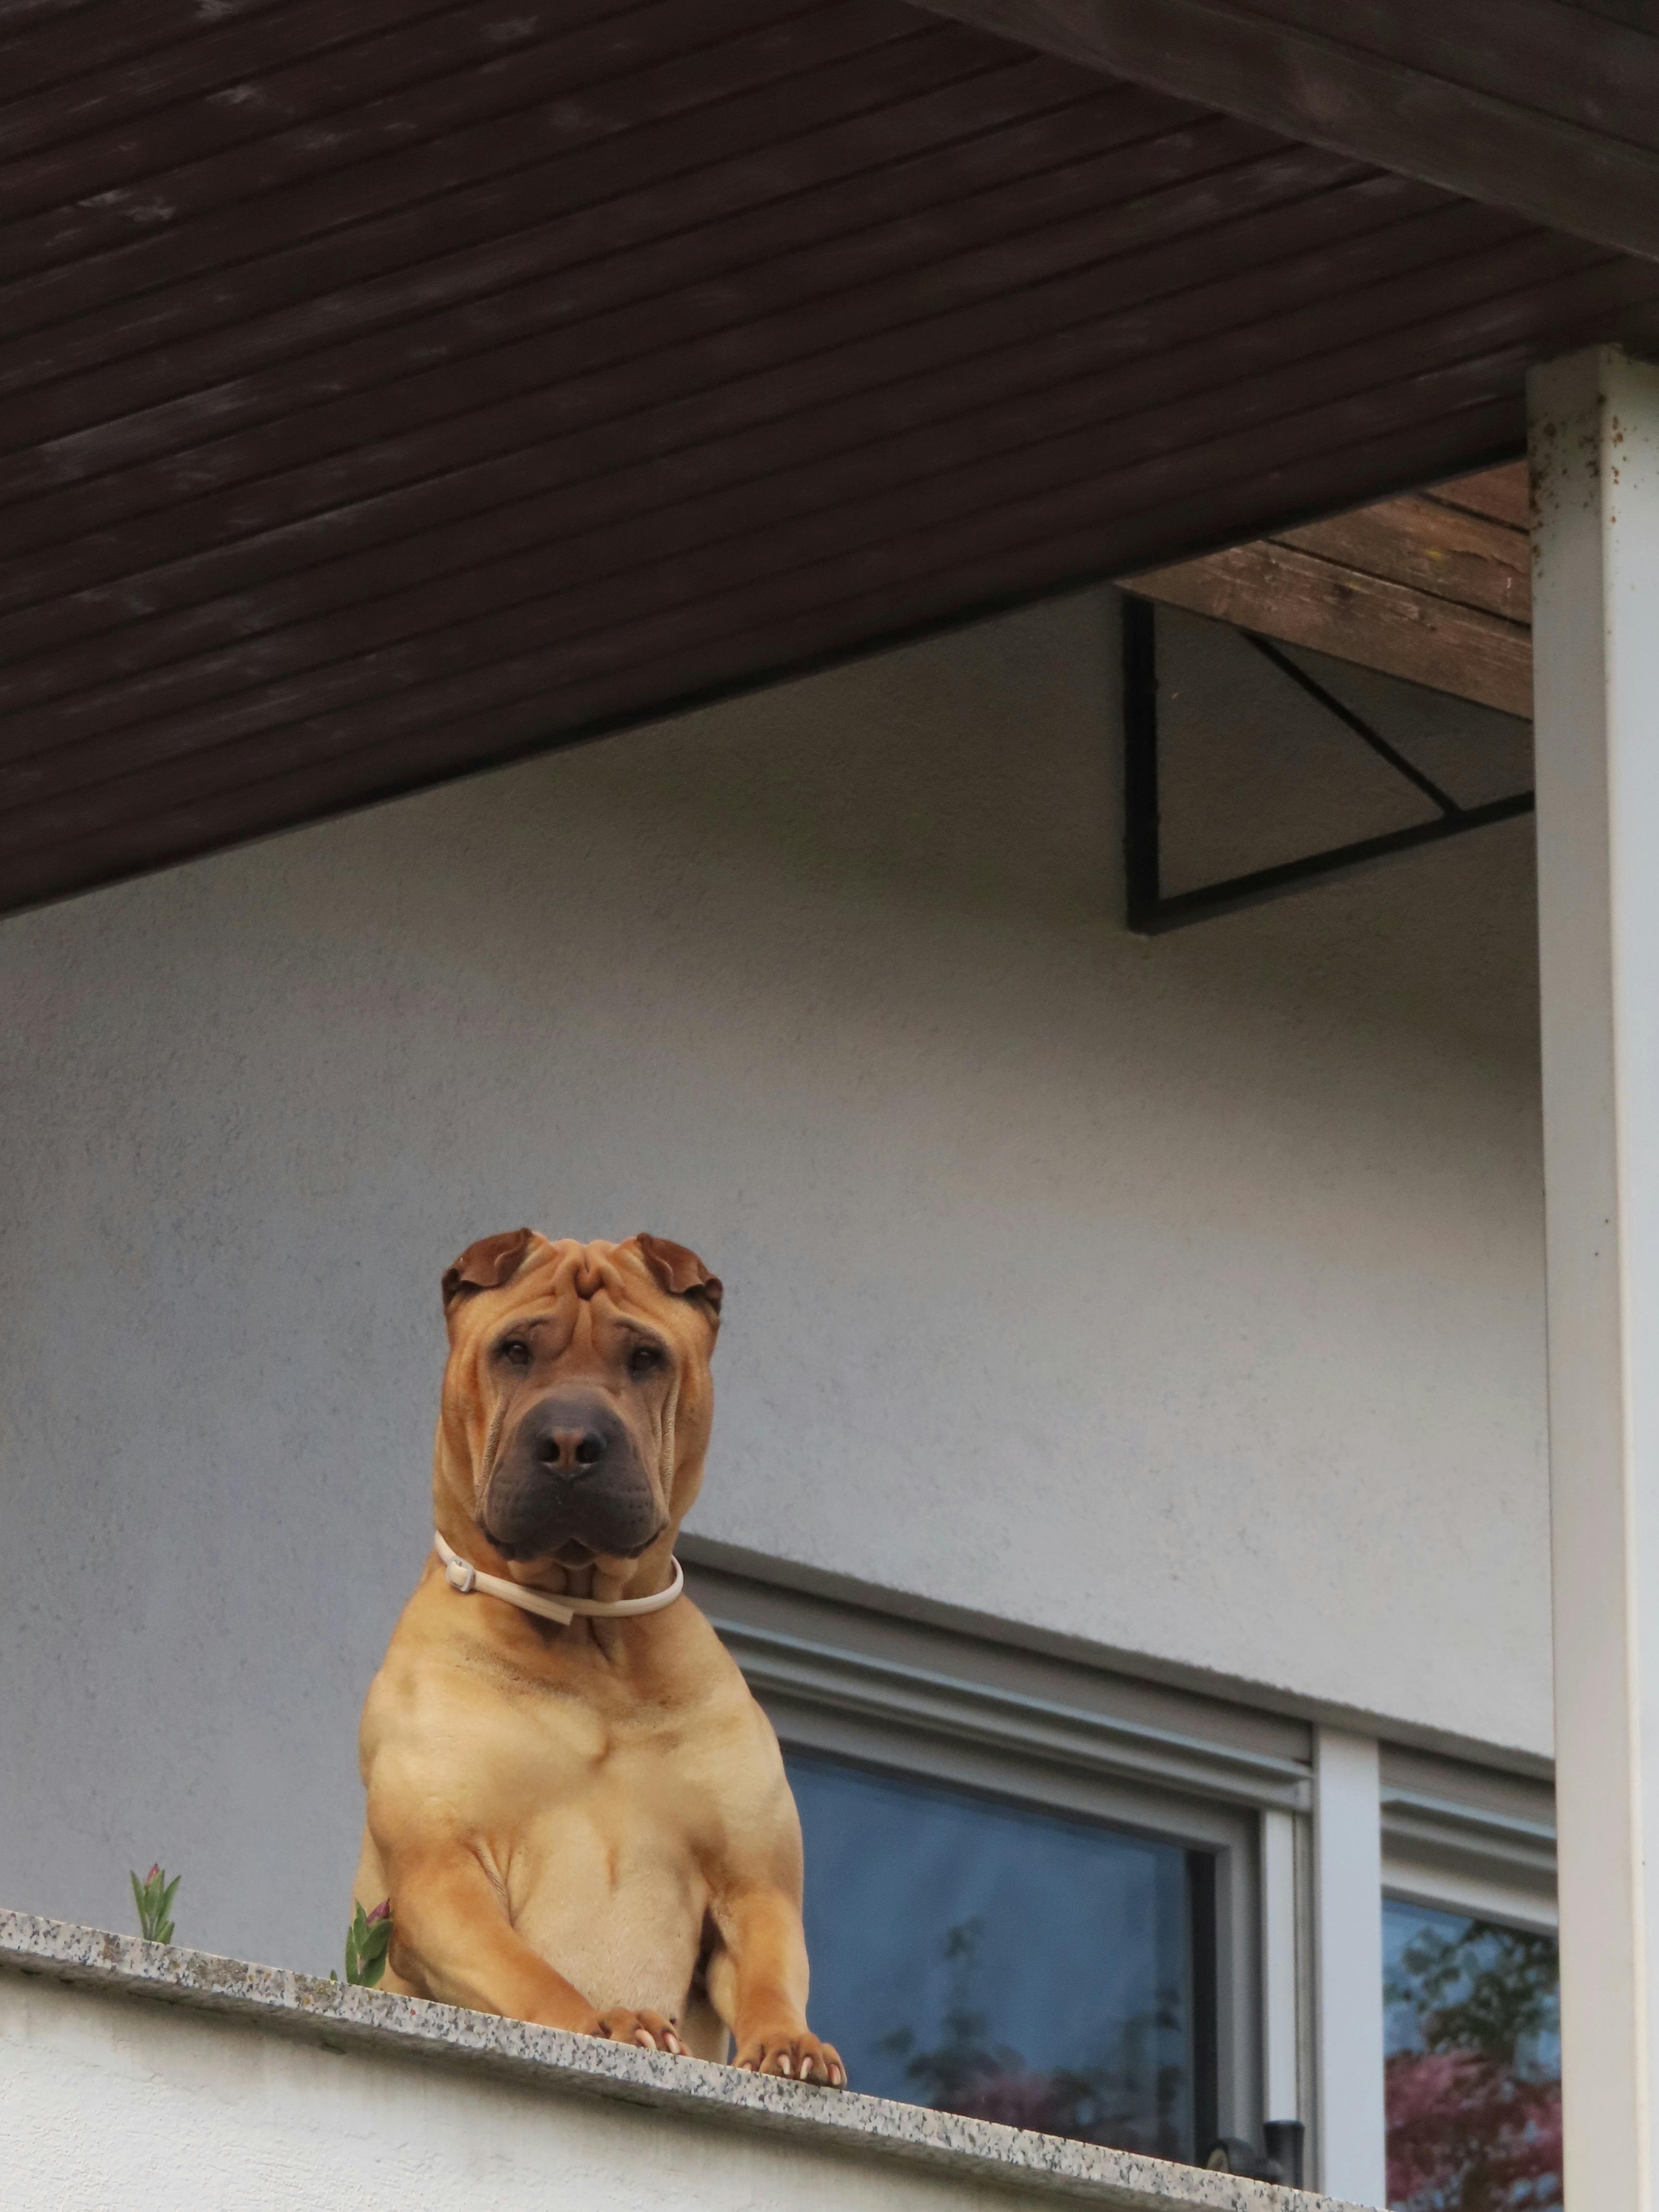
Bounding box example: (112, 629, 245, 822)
(520, 1393, 622, 1482)
(536, 1427, 607, 1477)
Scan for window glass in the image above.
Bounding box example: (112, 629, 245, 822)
(1383, 1898, 1562, 2212)
(785, 1747, 1208, 2156)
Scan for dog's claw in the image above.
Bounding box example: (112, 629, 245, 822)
(598, 2006, 680, 2056)
(733, 2030, 846, 2087)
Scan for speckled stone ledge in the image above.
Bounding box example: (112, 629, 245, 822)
(2, 1908, 1342, 2212)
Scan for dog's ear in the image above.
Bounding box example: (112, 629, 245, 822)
(634, 1233, 723, 1325)
(442, 1228, 536, 1318)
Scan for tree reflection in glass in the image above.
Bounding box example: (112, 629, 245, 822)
(785, 1750, 1200, 2157)
(1384, 1900, 1562, 2212)
(879, 1915, 1190, 2150)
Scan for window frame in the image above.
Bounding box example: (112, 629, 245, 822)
(686, 1544, 1315, 2154)
(1380, 1744, 1557, 1935)
(683, 1546, 1562, 2192)
(1376, 1745, 1562, 2212)
(772, 1693, 1257, 2156)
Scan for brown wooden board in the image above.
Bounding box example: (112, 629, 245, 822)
(1429, 460, 1529, 531)
(0, 0, 1654, 912)
(1126, 540, 1532, 717)
(1127, 460, 1533, 712)
(1276, 496, 1529, 624)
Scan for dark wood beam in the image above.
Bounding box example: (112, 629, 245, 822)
(907, 0, 1659, 263)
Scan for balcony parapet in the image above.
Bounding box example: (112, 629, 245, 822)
(2, 1908, 1347, 2212)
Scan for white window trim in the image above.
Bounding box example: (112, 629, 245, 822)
(1260, 1805, 1303, 2125)
(686, 1547, 1313, 2153)
(1380, 1746, 1557, 1934)
(1383, 1860, 1558, 1935)
(1314, 1729, 1388, 2207)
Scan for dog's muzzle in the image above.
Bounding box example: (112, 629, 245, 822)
(484, 1389, 662, 1559)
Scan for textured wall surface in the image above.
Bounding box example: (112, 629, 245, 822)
(0, 590, 1547, 1976)
(0, 1973, 1017, 2212)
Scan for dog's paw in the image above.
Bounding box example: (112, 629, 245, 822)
(734, 2027, 846, 2087)
(596, 2006, 685, 2056)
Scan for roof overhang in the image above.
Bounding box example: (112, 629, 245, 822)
(914, 0, 1659, 265)
(3, 0, 1654, 913)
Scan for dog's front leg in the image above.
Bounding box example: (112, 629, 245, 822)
(707, 1888, 846, 2085)
(385, 1843, 605, 2030)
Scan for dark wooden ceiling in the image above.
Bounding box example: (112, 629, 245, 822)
(4, 0, 1659, 915)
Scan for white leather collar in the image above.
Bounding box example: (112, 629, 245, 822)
(434, 1530, 683, 1628)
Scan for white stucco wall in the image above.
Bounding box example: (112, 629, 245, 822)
(0, 588, 1547, 1977)
(0, 1968, 1023, 2212)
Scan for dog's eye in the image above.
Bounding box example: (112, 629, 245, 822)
(627, 1342, 665, 1378)
(498, 1339, 532, 1368)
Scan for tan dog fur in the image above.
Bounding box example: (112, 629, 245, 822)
(352, 1231, 844, 2082)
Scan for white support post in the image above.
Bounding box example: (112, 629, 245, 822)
(1529, 343, 1659, 2212)
(1313, 1728, 1386, 2206)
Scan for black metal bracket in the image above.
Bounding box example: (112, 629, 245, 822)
(1122, 595, 1535, 934)
(1204, 2121, 1307, 2188)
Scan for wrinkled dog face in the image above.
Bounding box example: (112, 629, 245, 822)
(482, 1293, 672, 1560)
(441, 1232, 720, 1568)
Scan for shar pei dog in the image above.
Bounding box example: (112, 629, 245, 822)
(353, 1229, 844, 2084)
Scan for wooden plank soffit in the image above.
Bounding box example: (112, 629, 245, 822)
(905, 0, 1659, 264)
(1423, 463, 1531, 532)
(1125, 466, 1533, 716)
(1278, 496, 1528, 626)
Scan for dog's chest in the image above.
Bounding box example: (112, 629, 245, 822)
(504, 1704, 714, 2021)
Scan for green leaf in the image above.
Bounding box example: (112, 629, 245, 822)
(343, 1899, 394, 1986)
(130, 1863, 179, 1944)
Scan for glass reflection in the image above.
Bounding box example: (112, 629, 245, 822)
(1384, 1898, 1562, 2212)
(786, 1748, 1201, 2155)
